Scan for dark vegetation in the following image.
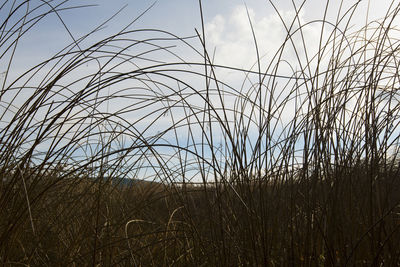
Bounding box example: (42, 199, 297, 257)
(1, 0, 400, 265)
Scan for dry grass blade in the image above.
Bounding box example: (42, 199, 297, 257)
(1, 0, 400, 265)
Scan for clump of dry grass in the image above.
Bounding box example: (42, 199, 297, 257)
(1, 0, 400, 265)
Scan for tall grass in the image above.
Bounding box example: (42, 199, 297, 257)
(1, 0, 400, 265)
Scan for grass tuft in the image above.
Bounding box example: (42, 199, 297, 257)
(1, 0, 400, 265)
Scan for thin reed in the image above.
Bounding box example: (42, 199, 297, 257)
(1, 0, 400, 265)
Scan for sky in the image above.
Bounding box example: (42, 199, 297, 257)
(2, 0, 400, 181)
(1, 0, 397, 95)
(3, 0, 398, 79)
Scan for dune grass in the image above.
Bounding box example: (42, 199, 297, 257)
(1, 0, 400, 265)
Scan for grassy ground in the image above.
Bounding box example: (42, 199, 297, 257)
(1, 163, 400, 266)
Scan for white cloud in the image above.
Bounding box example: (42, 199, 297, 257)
(204, 5, 322, 74)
